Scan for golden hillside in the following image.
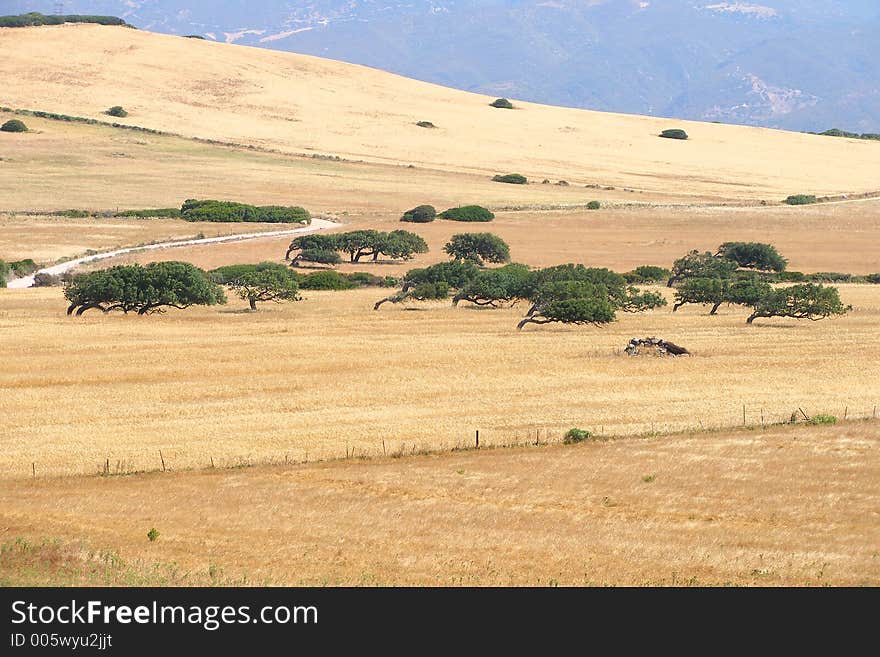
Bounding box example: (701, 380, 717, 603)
(3, 23, 879, 200)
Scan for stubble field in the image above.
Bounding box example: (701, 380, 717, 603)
(1, 285, 878, 481)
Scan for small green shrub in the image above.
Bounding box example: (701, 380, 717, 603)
(0, 260, 9, 288)
(784, 194, 817, 205)
(343, 272, 387, 287)
(624, 265, 671, 284)
(114, 208, 182, 218)
(865, 274, 880, 284)
(587, 200, 601, 210)
(297, 249, 342, 266)
(492, 173, 527, 185)
(416, 121, 436, 128)
(10, 259, 38, 277)
(299, 270, 357, 290)
(401, 205, 436, 223)
(147, 528, 160, 542)
(563, 428, 592, 444)
(33, 272, 62, 287)
(438, 205, 495, 222)
(106, 106, 128, 118)
(490, 98, 514, 109)
(809, 414, 838, 425)
(1, 119, 28, 133)
(659, 129, 688, 140)
(0, 13, 129, 28)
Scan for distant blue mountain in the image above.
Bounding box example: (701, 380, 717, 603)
(9, 0, 880, 132)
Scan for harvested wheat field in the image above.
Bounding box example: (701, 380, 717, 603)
(1, 285, 878, 479)
(99, 200, 880, 277)
(3, 25, 880, 201)
(0, 420, 877, 586)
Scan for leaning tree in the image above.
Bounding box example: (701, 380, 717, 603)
(452, 263, 532, 307)
(667, 250, 738, 287)
(374, 260, 479, 310)
(746, 283, 850, 324)
(64, 262, 226, 316)
(371, 230, 429, 262)
(443, 233, 510, 266)
(517, 264, 665, 330)
(225, 262, 301, 310)
(285, 234, 340, 264)
(716, 242, 787, 274)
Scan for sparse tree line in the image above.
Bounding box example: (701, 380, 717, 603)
(667, 242, 852, 324)
(54, 234, 859, 329)
(285, 230, 429, 265)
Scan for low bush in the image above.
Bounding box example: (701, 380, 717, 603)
(416, 121, 436, 128)
(114, 208, 182, 218)
(438, 205, 495, 222)
(0, 260, 8, 287)
(587, 200, 601, 210)
(180, 199, 310, 224)
(1, 119, 28, 133)
(784, 194, 817, 205)
(400, 205, 436, 223)
(106, 106, 128, 118)
(563, 428, 592, 444)
(33, 272, 63, 287)
(298, 270, 357, 291)
(490, 98, 514, 109)
(624, 265, 671, 284)
(659, 129, 688, 140)
(296, 249, 342, 266)
(10, 259, 38, 277)
(865, 274, 880, 284)
(808, 414, 838, 425)
(492, 173, 527, 185)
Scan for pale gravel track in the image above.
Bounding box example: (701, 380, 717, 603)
(5, 219, 338, 289)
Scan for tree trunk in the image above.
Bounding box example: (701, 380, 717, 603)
(710, 302, 722, 315)
(249, 296, 257, 311)
(66, 303, 78, 316)
(746, 312, 760, 324)
(75, 303, 106, 316)
(672, 302, 683, 312)
(374, 297, 391, 310)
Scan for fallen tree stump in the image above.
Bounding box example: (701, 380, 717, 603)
(625, 337, 691, 357)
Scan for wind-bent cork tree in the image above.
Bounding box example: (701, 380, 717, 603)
(224, 262, 301, 311)
(64, 262, 226, 316)
(452, 263, 532, 308)
(444, 233, 510, 266)
(746, 283, 850, 324)
(374, 260, 479, 310)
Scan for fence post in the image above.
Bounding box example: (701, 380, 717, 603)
(743, 404, 746, 426)
(159, 450, 166, 472)
(476, 430, 480, 449)
(32, 462, 35, 479)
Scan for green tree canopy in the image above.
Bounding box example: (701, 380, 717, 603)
(452, 263, 532, 308)
(224, 262, 300, 310)
(65, 262, 225, 316)
(668, 250, 738, 286)
(444, 233, 510, 265)
(746, 283, 850, 324)
(716, 242, 787, 273)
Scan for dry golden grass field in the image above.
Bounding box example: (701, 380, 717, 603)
(1, 285, 878, 481)
(1, 421, 877, 586)
(1, 23, 879, 587)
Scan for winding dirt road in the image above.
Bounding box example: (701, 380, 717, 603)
(5, 219, 338, 289)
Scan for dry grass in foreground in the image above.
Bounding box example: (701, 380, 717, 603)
(1, 285, 878, 479)
(0, 421, 877, 586)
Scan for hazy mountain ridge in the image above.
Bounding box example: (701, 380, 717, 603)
(7, 0, 880, 131)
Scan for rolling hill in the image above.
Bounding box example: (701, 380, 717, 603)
(2, 23, 879, 201)
(7, 0, 880, 132)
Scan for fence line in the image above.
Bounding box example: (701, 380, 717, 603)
(19, 404, 880, 480)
